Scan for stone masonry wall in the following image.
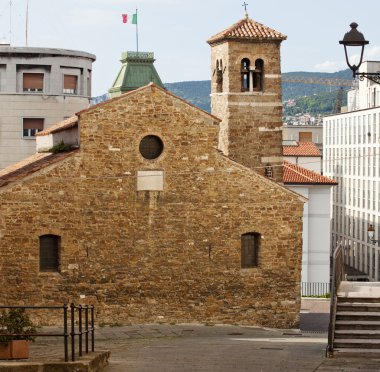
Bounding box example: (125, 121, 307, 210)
(0, 86, 304, 328)
(211, 40, 284, 182)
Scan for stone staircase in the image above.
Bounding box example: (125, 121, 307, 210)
(332, 282, 380, 357)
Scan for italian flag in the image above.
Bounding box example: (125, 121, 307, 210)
(122, 13, 137, 24)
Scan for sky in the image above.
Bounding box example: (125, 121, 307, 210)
(1, 0, 380, 96)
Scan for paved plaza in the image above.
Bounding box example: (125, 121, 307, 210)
(2, 299, 380, 371)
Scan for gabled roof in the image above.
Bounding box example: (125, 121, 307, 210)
(0, 150, 78, 188)
(36, 115, 78, 137)
(283, 161, 337, 185)
(283, 142, 321, 157)
(207, 17, 287, 45)
(78, 83, 222, 123)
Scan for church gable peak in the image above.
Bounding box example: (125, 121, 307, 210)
(207, 17, 287, 45)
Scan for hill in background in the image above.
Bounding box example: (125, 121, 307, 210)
(164, 69, 353, 116)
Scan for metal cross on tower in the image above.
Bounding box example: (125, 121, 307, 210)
(242, 2, 249, 18)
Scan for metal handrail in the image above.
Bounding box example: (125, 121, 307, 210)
(0, 304, 95, 362)
(326, 242, 344, 356)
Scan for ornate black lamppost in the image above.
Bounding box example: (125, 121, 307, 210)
(340, 22, 380, 84)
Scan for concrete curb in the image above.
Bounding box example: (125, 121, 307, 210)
(0, 350, 110, 372)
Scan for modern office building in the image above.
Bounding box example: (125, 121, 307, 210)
(324, 61, 380, 281)
(0, 45, 95, 169)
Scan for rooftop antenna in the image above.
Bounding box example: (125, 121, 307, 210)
(25, 0, 29, 46)
(242, 2, 249, 18)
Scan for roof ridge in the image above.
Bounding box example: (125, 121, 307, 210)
(207, 17, 287, 45)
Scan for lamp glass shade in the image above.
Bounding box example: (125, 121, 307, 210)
(368, 224, 375, 240)
(340, 23, 369, 76)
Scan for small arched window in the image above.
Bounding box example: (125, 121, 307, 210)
(241, 232, 260, 268)
(241, 58, 250, 92)
(252, 59, 264, 91)
(216, 59, 223, 93)
(39, 234, 60, 272)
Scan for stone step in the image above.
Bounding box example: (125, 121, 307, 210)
(335, 329, 380, 339)
(336, 311, 380, 321)
(334, 338, 380, 349)
(335, 320, 380, 330)
(337, 297, 380, 304)
(337, 303, 380, 312)
(332, 347, 380, 358)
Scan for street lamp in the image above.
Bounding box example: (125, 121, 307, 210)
(340, 22, 380, 84)
(368, 224, 379, 245)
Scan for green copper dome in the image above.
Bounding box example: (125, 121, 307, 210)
(108, 51, 165, 97)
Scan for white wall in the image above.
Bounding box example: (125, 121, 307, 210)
(36, 126, 79, 152)
(0, 94, 88, 168)
(284, 155, 322, 174)
(287, 185, 332, 284)
(282, 125, 323, 144)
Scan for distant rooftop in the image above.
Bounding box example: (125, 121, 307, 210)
(0, 46, 96, 61)
(109, 51, 164, 97)
(283, 141, 321, 157)
(283, 161, 337, 185)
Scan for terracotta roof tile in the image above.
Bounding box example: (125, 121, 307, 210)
(283, 142, 321, 157)
(36, 115, 78, 136)
(207, 17, 287, 45)
(283, 161, 337, 185)
(0, 150, 78, 188)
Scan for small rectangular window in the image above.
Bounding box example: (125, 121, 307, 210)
(63, 74, 77, 94)
(299, 132, 312, 142)
(39, 235, 60, 272)
(23, 73, 44, 92)
(241, 232, 260, 268)
(23, 118, 44, 138)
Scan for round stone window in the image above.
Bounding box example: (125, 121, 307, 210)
(139, 135, 164, 160)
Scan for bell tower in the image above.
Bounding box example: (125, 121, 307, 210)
(207, 16, 287, 183)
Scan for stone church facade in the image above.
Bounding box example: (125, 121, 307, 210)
(0, 17, 304, 328)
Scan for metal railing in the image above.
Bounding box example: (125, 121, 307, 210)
(0, 304, 95, 362)
(327, 242, 344, 356)
(301, 282, 331, 297)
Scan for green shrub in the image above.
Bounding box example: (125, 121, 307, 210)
(49, 140, 72, 154)
(0, 309, 37, 346)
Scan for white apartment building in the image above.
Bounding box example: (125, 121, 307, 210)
(0, 45, 95, 169)
(324, 61, 380, 281)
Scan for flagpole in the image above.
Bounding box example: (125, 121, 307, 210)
(9, 0, 12, 45)
(135, 8, 139, 54)
(26, 0, 29, 46)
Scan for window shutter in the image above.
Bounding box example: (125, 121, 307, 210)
(23, 118, 44, 130)
(299, 132, 312, 142)
(23, 73, 44, 90)
(64, 75, 77, 90)
(39, 235, 60, 271)
(241, 232, 260, 268)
